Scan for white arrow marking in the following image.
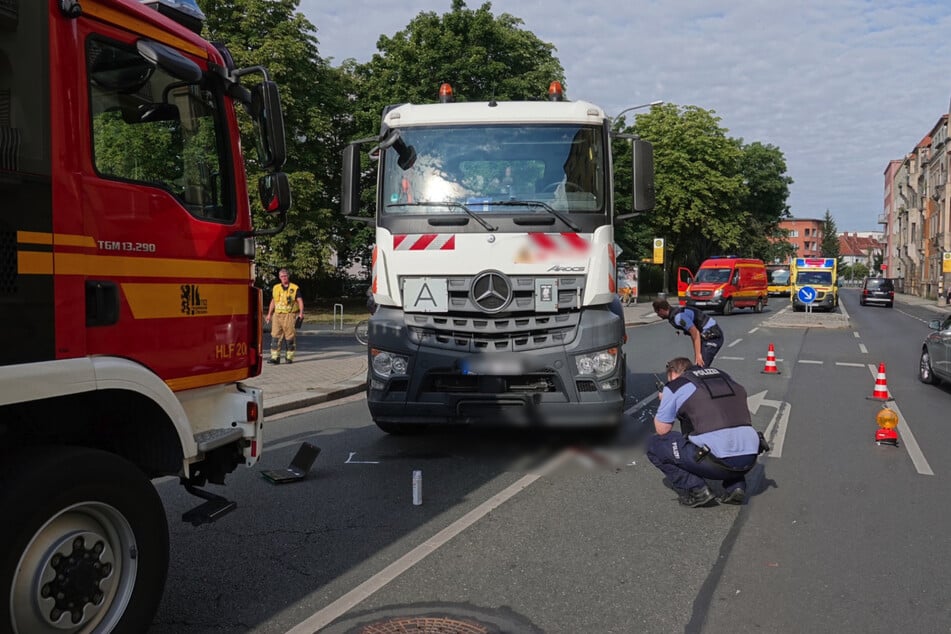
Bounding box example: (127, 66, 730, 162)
(345, 452, 380, 464)
(747, 390, 790, 459)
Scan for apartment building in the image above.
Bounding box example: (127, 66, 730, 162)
(883, 114, 951, 300)
(777, 218, 825, 263)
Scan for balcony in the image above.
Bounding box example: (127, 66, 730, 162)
(878, 214, 888, 225)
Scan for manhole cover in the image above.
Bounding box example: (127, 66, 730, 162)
(320, 603, 544, 634)
(347, 615, 490, 633)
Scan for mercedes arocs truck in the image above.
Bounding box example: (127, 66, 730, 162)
(342, 82, 654, 434)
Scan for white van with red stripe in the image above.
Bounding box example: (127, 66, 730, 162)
(342, 83, 654, 433)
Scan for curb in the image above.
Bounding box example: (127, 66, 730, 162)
(263, 380, 367, 417)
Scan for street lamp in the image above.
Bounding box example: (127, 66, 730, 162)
(612, 100, 664, 124)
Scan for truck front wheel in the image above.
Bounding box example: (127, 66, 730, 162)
(0, 446, 169, 634)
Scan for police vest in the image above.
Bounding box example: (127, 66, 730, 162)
(669, 367, 751, 435)
(272, 283, 300, 314)
(668, 306, 711, 334)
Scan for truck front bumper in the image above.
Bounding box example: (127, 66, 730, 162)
(365, 309, 624, 428)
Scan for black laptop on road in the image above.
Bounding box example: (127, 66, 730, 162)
(260, 442, 320, 484)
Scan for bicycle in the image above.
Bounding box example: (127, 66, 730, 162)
(354, 319, 369, 345)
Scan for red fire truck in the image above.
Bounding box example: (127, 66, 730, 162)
(0, 0, 290, 630)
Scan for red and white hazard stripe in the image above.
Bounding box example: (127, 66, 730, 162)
(393, 234, 456, 251)
(607, 243, 616, 293)
(527, 232, 588, 252)
(371, 245, 378, 293)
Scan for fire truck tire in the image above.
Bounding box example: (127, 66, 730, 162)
(0, 445, 169, 634)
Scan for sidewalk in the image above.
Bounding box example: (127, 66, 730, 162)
(245, 345, 368, 417)
(247, 304, 659, 418)
(894, 291, 951, 315)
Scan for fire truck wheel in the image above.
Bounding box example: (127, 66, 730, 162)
(0, 445, 169, 634)
(722, 298, 734, 316)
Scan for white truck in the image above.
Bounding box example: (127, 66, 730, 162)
(341, 82, 654, 433)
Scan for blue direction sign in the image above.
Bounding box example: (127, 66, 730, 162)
(797, 286, 817, 304)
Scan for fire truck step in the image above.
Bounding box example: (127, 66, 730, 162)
(182, 484, 237, 526)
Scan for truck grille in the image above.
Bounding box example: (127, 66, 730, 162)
(407, 312, 579, 352)
(402, 273, 585, 352)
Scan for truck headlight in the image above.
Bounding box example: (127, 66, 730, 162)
(574, 348, 619, 377)
(713, 288, 723, 298)
(371, 350, 409, 377)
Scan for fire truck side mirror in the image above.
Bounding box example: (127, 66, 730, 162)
(631, 139, 655, 213)
(258, 172, 291, 215)
(341, 143, 361, 216)
(251, 80, 287, 171)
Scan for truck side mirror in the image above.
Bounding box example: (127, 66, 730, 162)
(341, 143, 362, 216)
(631, 139, 655, 213)
(251, 80, 287, 171)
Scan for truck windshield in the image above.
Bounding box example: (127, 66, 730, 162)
(695, 268, 732, 283)
(87, 37, 232, 222)
(797, 271, 832, 285)
(769, 269, 790, 284)
(381, 124, 605, 215)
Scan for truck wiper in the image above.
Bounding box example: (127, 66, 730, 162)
(387, 201, 497, 231)
(487, 200, 581, 232)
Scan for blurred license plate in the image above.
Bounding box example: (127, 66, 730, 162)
(460, 354, 527, 375)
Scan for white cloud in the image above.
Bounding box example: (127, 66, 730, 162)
(299, 0, 951, 231)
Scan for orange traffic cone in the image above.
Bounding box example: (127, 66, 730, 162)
(761, 343, 781, 374)
(867, 362, 893, 401)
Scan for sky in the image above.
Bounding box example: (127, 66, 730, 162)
(300, 0, 951, 233)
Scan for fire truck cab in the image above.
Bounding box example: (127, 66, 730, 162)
(0, 1, 289, 630)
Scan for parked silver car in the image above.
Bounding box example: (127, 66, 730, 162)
(919, 315, 951, 385)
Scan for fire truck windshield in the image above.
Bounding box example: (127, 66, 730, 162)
(381, 124, 605, 215)
(87, 38, 233, 222)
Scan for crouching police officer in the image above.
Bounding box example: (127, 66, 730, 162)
(647, 357, 765, 507)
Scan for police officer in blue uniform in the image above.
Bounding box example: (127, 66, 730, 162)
(652, 299, 723, 368)
(647, 357, 763, 507)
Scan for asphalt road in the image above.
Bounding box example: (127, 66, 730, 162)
(152, 290, 951, 633)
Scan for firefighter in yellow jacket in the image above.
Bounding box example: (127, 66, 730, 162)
(266, 268, 304, 364)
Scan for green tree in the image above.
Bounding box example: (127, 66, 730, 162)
(354, 0, 563, 117)
(624, 103, 747, 271)
(339, 1, 566, 267)
(199, 0, 357, 288)
(736, 141, 793, 260)
(848, 262, 870, 280)
(821, 209, 840, 259)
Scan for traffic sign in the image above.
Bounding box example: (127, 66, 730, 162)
(797, 286, 816, 304)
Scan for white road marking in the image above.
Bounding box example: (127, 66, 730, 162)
(747, 390, 790, 459)
(285, 449, 573, 633)
(866, 364, 933, 476)
(798, 360, 823, 365)
(835, 362, 866, 368)
(853, 331, 860, 338)
(748, 327, 759, 334)
(859, 343, 868, 354)
(717, 356, 745, 361)
(345, 452, 379, 464)
(728, 338, 742, 348)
